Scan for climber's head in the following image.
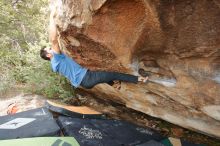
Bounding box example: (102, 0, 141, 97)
(40, 46, 53, 61)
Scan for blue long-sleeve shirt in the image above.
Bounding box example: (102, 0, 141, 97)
(51, 52, 87, 88)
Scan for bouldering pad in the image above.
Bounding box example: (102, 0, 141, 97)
(0, 137, 80, 146)
(57, 116, 164, 146)
(0, 108, 60, 140)
(45, 100, 105, 119)
(161, 137, 205, 146)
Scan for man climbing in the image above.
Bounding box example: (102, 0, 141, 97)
(40, 11, 148, 89)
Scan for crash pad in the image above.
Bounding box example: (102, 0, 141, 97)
(136, 140, 165, 146)
(0, 108, 60, 140)
(57, 116, 164, 146)
(45, 100, 105, 119)
(0, 137, 80, 146)
(161, 137, 205, 146)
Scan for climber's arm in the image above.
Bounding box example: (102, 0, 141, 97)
(49, 11, 61, 54)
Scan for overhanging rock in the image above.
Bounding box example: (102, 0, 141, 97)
(50, 0, 220, 138)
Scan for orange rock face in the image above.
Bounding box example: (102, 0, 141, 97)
(50, 0, 220, 138)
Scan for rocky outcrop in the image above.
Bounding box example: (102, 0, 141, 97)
(50, 0, 220, 138)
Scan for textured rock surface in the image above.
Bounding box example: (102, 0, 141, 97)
(50, 0, 220, 138)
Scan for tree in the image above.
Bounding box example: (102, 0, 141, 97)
(0, 0, 74, 99)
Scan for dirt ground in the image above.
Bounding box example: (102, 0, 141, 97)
(0, 93, 46, 116)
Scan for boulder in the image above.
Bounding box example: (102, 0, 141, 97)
(49, 0, 220, 138)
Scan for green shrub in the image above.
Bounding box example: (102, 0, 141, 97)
(0, 0, 75, 99)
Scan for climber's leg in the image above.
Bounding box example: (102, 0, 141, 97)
(80, 70, 142, 89)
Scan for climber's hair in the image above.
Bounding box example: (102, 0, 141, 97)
(40, 46, 50, 61)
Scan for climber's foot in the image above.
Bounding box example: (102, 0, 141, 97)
(112, 80, 121, 90)
(138, 76, 149, 83)
(138, 68, 151, 77)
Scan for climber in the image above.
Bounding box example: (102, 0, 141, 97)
(39, 12, 148, 89)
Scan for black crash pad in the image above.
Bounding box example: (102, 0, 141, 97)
(57, 116, 164, 146)
(0, 108, 60, 140)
